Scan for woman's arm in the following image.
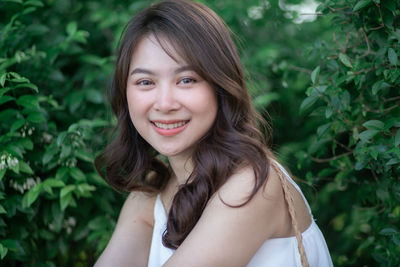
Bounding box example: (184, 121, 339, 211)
(163, 166, 310, 267)
(95, 192, 155, 267)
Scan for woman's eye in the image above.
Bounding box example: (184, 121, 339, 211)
(136, 80, 154, 86)
(179, 77, 196, 85)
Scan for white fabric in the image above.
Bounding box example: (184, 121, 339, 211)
(148, 163, 333, 267)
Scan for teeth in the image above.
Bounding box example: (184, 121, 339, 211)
(154, 121, 187, 129)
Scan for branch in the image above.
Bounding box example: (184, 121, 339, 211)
(309, 151, 353, 163)
(360, 27, 376, 58)
(369, 4, 385, 31)
(327, 6, 357, 15)
(334, 139, 353, 152)
(383, 96, 400, 102)
(352, 67, 376, 75)
(368, 161, 379, 182)
(364, 103, 400, 114)
(287, 64, 312, 74)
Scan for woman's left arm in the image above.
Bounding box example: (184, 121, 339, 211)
(163, 166, 288, 267)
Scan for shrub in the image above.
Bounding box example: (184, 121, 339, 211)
(0, 0, 125, 265)
(297, 0, 400, 265)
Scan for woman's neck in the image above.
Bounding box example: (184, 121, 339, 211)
(168, 153, 193, 185)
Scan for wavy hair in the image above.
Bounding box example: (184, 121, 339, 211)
(95, 0, 274, 249)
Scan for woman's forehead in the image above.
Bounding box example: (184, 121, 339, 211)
(131, 34, 186, 64)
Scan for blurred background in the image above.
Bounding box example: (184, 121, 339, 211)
(0, 0, 399, 266)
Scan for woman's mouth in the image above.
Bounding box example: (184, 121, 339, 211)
(151, 120, 190, 136)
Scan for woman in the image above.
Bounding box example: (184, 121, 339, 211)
(94, 0, 333, 266)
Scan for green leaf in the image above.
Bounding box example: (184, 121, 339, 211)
(395, 129, 400, 147)
(325, 106, 333, 118)
(60, 185, 76, 210)
(56, 167, 69, 180)
(86, 89, 104, 104)
(75, 149, 93, 162)
(0, 108, 18, 121)
(3, 0, 23, 3)
(0, 243, 8, 259)
(339, 53, 353, 68)
(253, 93, 279, 109)
(77, 183, 96, 194)
(0, 169, 6, 181)
(0, 73, 6, 87)
(388, 48, 398, 66)
(43, 178, 65, 188)
(19, 161, 34, 174)
(88, 216, 109, 230)
(363, 120, 384, 130)
(387, 158, 400, 166)
(16, 95, 40, 109)
(26, 112, 45, 123)
(69, 167, 86, 181)
(379, 228, 398, 236)
(317, 123, 332, 137)
(10, 161, 20, 174)
(22, 183, 42, 208)
(18, 138, 34, 150)
(24, 0, 44, 7)
(10, 119, 25, 132)
(66, 22, 77, 36)
(6, 143, 24, 158)
(372, 80, 390, 95)
(353, 0, 372, 11)
(0, 204, 6, 214)
(300, 95, 318, 113)
(60, 145, 71, 159)
(57, 132, 68, 146)
(42, 144, 58, 165)
(14, 83, 39, 92)
(22, 6, 37, 15)
(60, 185, 75, 198)
(311, 66, 320, 84)
(1, 239, 20, 251)
(359, 129, 379, 142)
(0, 95, 14, 105)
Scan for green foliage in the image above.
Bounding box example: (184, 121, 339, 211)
(296, 0, 400, 265)
(0, 0, 125, 265)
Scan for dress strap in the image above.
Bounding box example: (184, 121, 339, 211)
(272, 161, 313, 218)
(271, 160, 310, 267)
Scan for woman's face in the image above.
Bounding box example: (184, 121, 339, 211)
(126, 35, 218, 158)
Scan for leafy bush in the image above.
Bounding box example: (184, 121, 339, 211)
(0, 0, 126, 265)
(296, 0, 400, 266)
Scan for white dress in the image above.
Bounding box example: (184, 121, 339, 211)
(147, 164, 333, 267)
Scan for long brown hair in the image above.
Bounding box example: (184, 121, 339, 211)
(95, 0, 273, 249)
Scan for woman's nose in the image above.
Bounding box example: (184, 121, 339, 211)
(153, 84, 180, 113)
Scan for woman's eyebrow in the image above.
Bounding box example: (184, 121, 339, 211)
(173, 66, 195, 74)
(130, 68, 155, 76)
(130, 65, 195, 76)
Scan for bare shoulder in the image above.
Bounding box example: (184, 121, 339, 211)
(119, 191, 157, 227)
(94, 191, 156, 266)
(212, 163, 311, 236)
(214, 164, 285, 207)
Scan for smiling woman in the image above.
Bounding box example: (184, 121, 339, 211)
(94, 0, 333, 266)
(126, 35, 217, 157)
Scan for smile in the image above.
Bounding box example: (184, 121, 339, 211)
(151, 120, 190, 136)
(153, 121, 187, 129)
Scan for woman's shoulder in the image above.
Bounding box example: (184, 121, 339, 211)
(214, 163, 285, 206)
(209, 162, 311, 237)
(120, 191, 158, 227)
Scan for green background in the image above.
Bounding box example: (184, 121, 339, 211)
(0, 0, 399, 266)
